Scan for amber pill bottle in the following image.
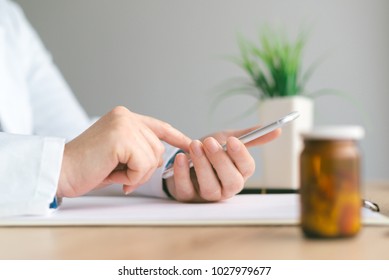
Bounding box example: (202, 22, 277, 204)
(300, 126, 364, 238)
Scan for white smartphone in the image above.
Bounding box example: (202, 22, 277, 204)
(162, 111, 300, 179)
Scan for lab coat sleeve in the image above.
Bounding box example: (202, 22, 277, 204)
(10, 1, 91, 141)
(1, 1, 175, 208)
(0, 133, 64, 217)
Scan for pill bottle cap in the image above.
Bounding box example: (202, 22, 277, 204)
(301, 126, 365, 140)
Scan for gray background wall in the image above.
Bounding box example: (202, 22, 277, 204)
(15, 0, 389, 183)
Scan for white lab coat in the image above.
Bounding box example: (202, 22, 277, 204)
(0, 0, 174, 217)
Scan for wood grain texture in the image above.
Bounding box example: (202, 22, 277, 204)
(1, 183, 388, 260)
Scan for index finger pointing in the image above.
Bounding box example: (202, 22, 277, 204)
(141, 116, 191, 152)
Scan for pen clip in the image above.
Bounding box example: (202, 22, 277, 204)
(362, 199, 380, 212)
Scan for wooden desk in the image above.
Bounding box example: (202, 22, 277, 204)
(1, 183, 388, 260)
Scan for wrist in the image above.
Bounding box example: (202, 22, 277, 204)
(57, 143, 75, 198)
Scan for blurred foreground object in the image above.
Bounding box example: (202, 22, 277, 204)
(300, 126, 364, 238)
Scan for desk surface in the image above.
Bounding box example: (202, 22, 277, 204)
(1, 183, 388, 260)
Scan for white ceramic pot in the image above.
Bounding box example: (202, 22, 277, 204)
(258, 96, 313, 189)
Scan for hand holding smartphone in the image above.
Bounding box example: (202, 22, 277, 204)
(162, 111, 300, 179)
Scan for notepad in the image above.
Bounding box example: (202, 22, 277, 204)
(0, 194, 388, 226)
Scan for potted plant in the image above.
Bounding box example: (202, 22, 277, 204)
(216, 27, 318, 189)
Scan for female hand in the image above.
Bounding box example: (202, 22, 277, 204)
(165, 126, 281, 202)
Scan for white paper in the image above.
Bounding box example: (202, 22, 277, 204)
(0, 194, 388, 226)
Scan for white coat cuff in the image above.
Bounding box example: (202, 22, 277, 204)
(0, 135, 65, 217)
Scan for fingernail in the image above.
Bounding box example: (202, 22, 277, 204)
(191, 140, 204, 157)
(124, 185, 135, 195)
(176, 153, 187, 167)
(204, 137, 220, 154)
(228, 137, 241, 152)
